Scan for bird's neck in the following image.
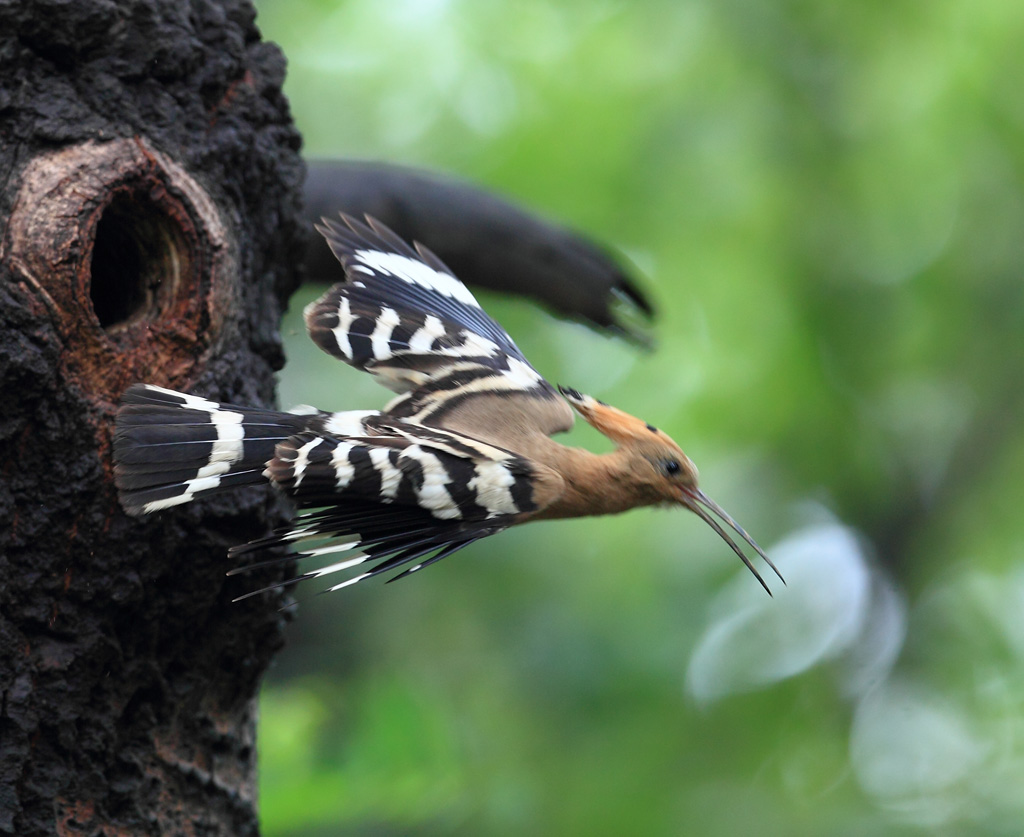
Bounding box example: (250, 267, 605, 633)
(530, 442, 649, 520)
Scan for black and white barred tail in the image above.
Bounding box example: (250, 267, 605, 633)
(113, 384, 314, 516)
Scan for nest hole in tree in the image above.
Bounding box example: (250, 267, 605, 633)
(90, 186, 190, 332)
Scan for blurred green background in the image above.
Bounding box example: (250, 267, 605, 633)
(252, 1, 1024, 834)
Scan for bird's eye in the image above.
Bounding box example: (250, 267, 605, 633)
(661, 459, 681, 477)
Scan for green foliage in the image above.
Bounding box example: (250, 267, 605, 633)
(254, 1, 1024, 833)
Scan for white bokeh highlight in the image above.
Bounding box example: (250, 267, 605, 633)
(686, 522, 905, 703)
(850, 679, 988, 827)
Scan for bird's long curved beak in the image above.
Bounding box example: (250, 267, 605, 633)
(680, 487, 784, 596)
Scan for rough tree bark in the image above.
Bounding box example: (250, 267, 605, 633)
(0, 1, 305, 834)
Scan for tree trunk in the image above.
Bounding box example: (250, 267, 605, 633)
(0, 1, 305, 834)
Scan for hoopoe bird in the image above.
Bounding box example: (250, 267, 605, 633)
(114, 215, 781, 597)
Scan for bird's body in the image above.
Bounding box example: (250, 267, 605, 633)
(114, 215, 779, 595)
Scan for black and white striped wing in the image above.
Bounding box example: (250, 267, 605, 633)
(305, 214, 572, 434)
(230, 418, 549, 595)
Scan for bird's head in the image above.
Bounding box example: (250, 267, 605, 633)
(558, 386, 783, 594)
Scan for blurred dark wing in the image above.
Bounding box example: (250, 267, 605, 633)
(301, 160, 654, 342)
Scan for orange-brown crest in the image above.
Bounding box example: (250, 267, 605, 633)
(557, 385, 681, 450)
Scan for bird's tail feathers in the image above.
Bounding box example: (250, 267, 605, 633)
(113, 384, 312, 516)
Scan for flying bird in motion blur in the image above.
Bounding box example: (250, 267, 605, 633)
(114, 214, 781, 597)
